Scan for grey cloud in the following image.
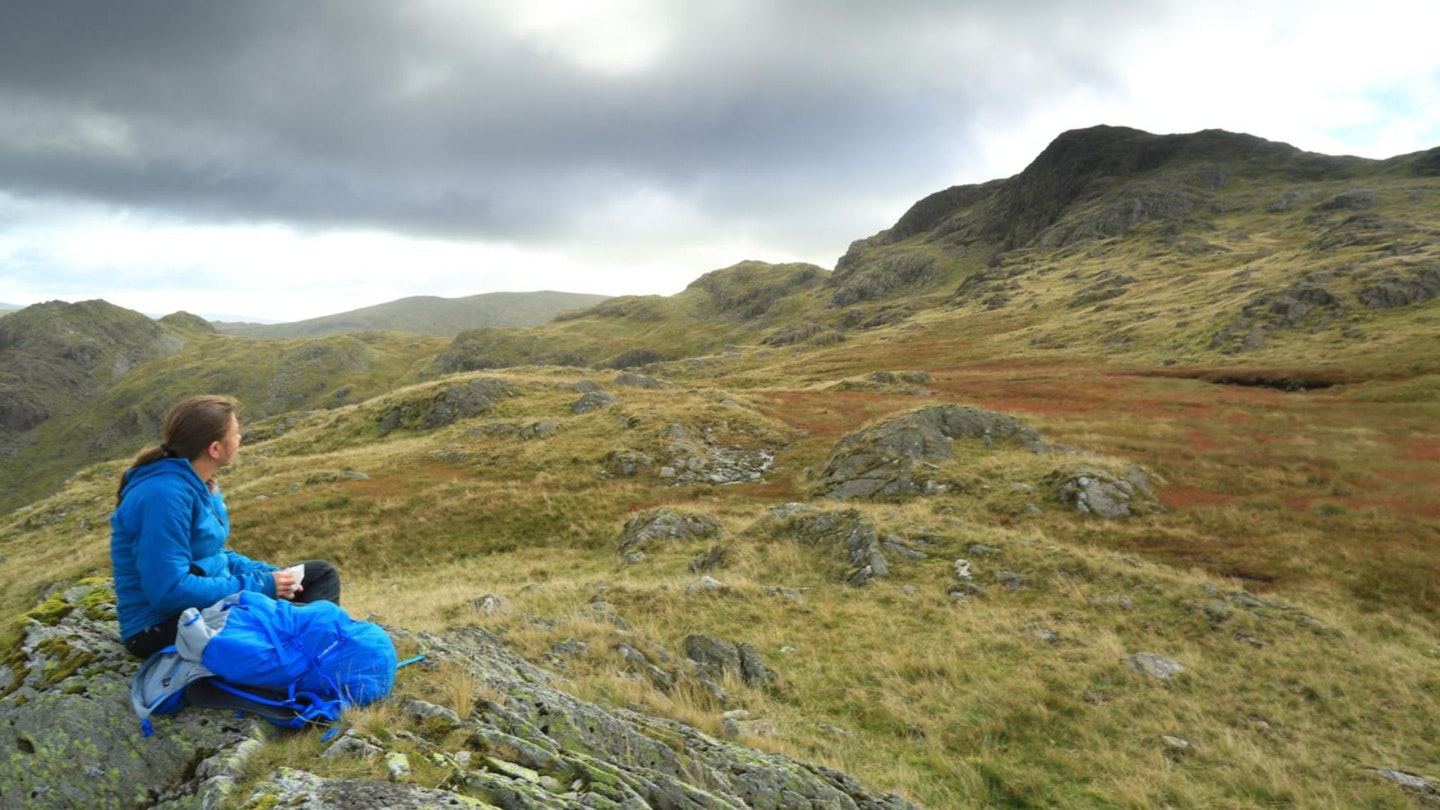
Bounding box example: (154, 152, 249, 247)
(0, 0, 1148, 252)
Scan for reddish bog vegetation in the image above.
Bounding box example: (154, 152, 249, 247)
(755, 362, 1440, 618)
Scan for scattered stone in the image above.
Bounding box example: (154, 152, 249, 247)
(425, 444, 468, 463)
(882, 538, 930, 559)
(342, 470, 371, 480)
(762, 586, 805, 604)
(738, 642, 778, 686)
(724, 716, 778, 738)
(967, 543, 1001, 557)
(471, 593, 511, 617)
(1195, 600, 1232, 623)
(687, 575, 725, 594)
(1228, 593, 1268, 609)
(1047, 464, 1159, 518)
(1091, 595, 1134, 610)
(572, 391, 619, 413)
(614, 644, 674, 690)
(616, 508, 724, 556)
(385, 752, 412, 782)
(1234, 633, 1268, 649)
(1161, 735, 1195, 758)
(550, 638, 589, 658)
(948, 586, 972, 603)
(518, 420, 562, 441)
(602, 449, 654, 477)
(1027, 628, 1060, 644)
(402, 699, 463, 728)
(587, 602, 634, 631)
(953, 559, 974, 580)
(1366, 769, 1439, 802)
(819, 724, 856, 738)
(1128, 652, 1184, 680)
(684, 634, 743, 681)
(321, 730, 385, 760)
(689, 544, 727, 572)
(614, 372, 665, 389)
(997, 571, 1027, 591)
(756, 505, 890, 588)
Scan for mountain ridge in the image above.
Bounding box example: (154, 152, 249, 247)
(212, 289, 613, 338)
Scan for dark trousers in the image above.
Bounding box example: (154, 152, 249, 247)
(122, 560, 342, 659)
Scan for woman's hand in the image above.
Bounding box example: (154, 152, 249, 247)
(273, 570, 303, 600)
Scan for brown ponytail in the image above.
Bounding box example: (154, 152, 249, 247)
(115, 395, 241, 505)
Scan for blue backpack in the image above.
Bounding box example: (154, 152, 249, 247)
(131, 591, 401, 736)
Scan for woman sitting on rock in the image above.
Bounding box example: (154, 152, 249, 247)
(110, 394, 341, 658)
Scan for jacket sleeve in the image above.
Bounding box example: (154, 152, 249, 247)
(132, 488, 273, 614)
(225, 548, 278, 583)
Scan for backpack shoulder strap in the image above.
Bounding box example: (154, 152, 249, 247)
(130, 647, 216, 736)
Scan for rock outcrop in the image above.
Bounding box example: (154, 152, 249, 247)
(751, 504, 891, 587)
(1, 581, 916, 810)
(1046, 464, 1160, 518)
(816, 404, 1046, 501)
(616, 508, 724, 557)
(377, 377, 521, 434)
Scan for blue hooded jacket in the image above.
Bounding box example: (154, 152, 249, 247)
(110, 457, 276, 641)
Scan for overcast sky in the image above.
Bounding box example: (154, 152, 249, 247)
(2, 0, 1437, 322)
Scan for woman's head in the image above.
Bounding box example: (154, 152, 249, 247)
(159, 395, 241, 462)
(116, 394, 242, 503)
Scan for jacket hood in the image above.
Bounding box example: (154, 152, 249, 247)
(119, 457, 209, 502)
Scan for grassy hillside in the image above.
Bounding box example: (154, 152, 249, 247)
(214, 290, 613, 338)
(2, 126, 1438, 807)
(0, 308, 447, 512)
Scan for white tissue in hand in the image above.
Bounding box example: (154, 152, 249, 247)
(285, 563, 305, 585)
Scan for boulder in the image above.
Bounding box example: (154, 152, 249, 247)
(1047, 464, 1159, 518)
(1128, 652, 1184, 680)
(571, 390, 619, 413)
(377, 377, 519, 434)
(816, 404, 1045, 501)
(616, 508, 724, 556)
(756, 504, 890, 587)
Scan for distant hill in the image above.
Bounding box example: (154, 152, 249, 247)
(212, 290, 613, 338)
(0, 300, 448, 512)
(0, 303, 21, 316)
